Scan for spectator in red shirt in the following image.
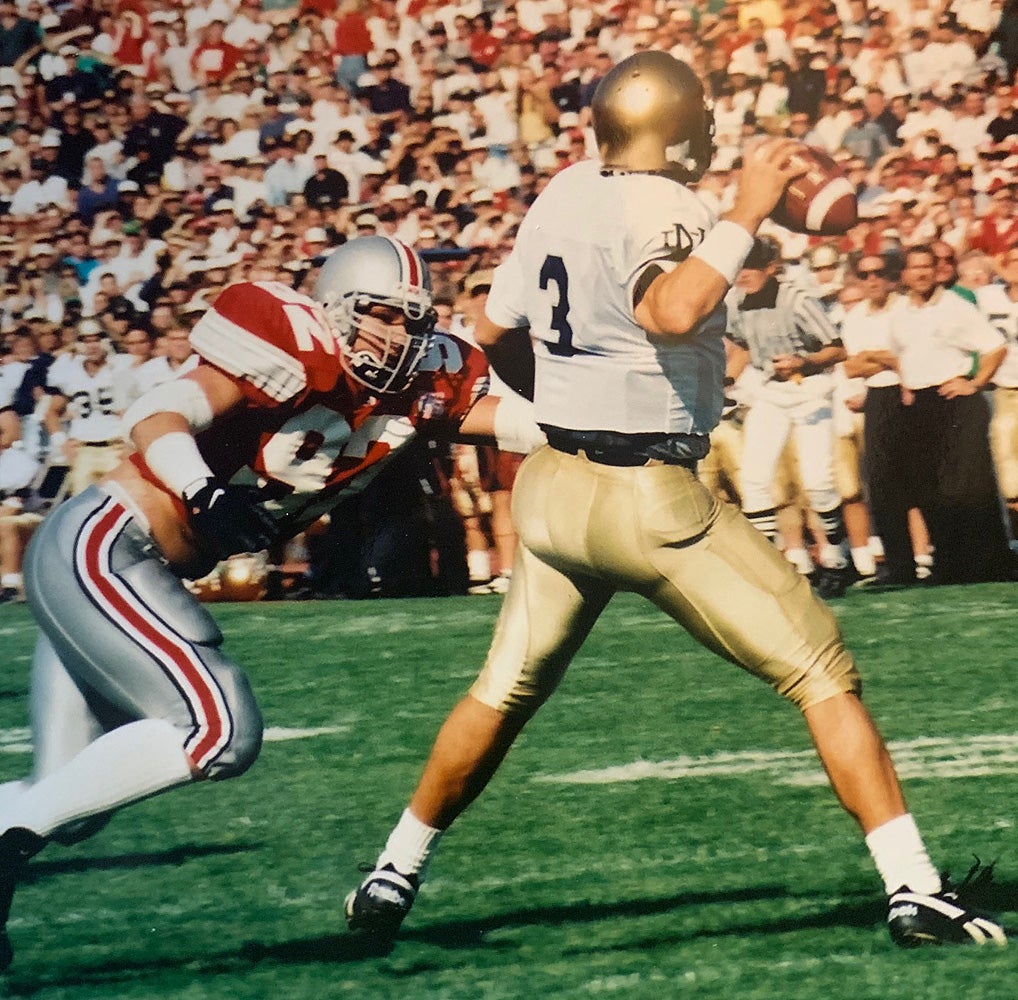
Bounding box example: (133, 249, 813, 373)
(190, 19, 243, 86)
(111, 6, 149, 73)
(468, 11, 499, 69)
(334, 0, 372, 95)
(970, 183, 1018, 254)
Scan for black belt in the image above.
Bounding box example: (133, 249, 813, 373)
(80, 440, 118, 447)
(542, 426, 707, 469)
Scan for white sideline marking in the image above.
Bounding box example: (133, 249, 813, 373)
(0, 724, 347, 754)
(263, 725, 347, 741)
(536, 733, 1018, 787)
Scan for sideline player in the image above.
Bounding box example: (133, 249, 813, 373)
(975, 246, 1018, 545)
(0, 235, 543, 969)
(346, 53, 1006, 949)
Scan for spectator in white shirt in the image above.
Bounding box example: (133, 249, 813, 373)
(7, 157, 69, 217)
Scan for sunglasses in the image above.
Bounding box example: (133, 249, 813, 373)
(857, 267, 886, 278)
(933, 254, 955, 262)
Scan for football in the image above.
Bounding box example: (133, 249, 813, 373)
(770, 145, 858, 235)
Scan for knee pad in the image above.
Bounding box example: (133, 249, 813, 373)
(196, 662, 264, 781)
(204, 726, 262, 781)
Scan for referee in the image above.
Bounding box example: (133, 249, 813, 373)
(725, 237, 850, 596)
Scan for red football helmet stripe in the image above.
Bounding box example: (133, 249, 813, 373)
(391, 237, 420, 288)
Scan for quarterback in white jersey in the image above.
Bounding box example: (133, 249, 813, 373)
(491, 158, 726, 437)
(0, 236, 542, 970)
(349, 52, 1005, 950)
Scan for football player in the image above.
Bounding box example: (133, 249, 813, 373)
(0, 235, 543, 969)
(346, 53, 1007, 949)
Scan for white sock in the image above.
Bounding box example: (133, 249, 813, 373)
(865, 813, 942, 895)
(785, 547, 814, 575)
(819, 543, 848, 570)
(851, 546, 877, 577)
(7, 719, 193, 839)
(0, 573, 22, 589)
(868, 535, 885, 559)
(467, 549, 491, 583)
(378, 808, 444, 880)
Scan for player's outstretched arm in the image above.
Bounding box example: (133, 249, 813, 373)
(636, 139, 806, 338)
(455, 393, 546, 456)
(123, 366, 279, 558)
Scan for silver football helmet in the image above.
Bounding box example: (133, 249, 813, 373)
(313, 235, 435, 393)
(591, 51, 715, 183)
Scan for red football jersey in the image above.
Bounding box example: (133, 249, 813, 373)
(147, 281, 490, 539)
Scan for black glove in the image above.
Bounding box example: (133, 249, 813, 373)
(183, 479, 280, 560)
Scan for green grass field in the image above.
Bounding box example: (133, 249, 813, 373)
(0, 584, 1016, 999)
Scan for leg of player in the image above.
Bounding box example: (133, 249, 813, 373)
(791, 412, 851, 597)
(344, 696, 524, 938)
(805, 693, 1005, 946)
(668, 497, 1006, 948)
(740, 401, 792, 546)
(0, 489, 263, 970)
(346, 535, 613, 939)
(0, 712, 196, 970)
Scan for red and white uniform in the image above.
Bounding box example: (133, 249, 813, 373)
(132, 280, 491, 541)
(20, 279, 490, 800)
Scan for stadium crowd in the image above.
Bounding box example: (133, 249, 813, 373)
(1, 0, 1018, 600)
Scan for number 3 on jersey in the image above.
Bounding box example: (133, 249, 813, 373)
(540, 255, 575, 357)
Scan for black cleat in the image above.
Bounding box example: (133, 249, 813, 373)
(344, 863, 418, 939)
(814, 565, 850, 599)
(888, 886, 1007, 947)
(0, 827, 45, 971)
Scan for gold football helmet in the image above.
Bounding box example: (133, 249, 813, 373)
(591, 51, 715, 182)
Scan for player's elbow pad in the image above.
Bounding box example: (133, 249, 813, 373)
(122, 378, 215, 440)
(493, 393, 546, 454)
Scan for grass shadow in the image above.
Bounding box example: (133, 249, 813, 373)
(4, 882, 885, 993)
(11, 878, 1018, 992)
(22, 842, 260, 884)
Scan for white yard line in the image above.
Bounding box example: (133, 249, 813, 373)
(535, 733, 1018, 787)
(0, 724, 347, 754)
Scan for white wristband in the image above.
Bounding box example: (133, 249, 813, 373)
(122, 377, 215, 441)
(690, 220, 755, 285)
(492, 392, 547, 455)
(143, 431, 215, 498)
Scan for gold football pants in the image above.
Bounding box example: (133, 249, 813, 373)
(470, 446, 860, 716)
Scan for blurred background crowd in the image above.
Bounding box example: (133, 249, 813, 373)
(1, 0, 1018, 601)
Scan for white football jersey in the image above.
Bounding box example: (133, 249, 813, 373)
(975, 283, 1018, 389)
(48, 357, 125, 443)
(485, 159, 726, 435)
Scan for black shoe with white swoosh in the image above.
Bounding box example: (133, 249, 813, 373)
(887, 886, 1008, 947)
(344, 863, 418, 939)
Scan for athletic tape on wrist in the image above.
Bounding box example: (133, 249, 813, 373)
(493, 393, 546, 455)
(143, 431, 215, 498)
(690, 220, 755, 285)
